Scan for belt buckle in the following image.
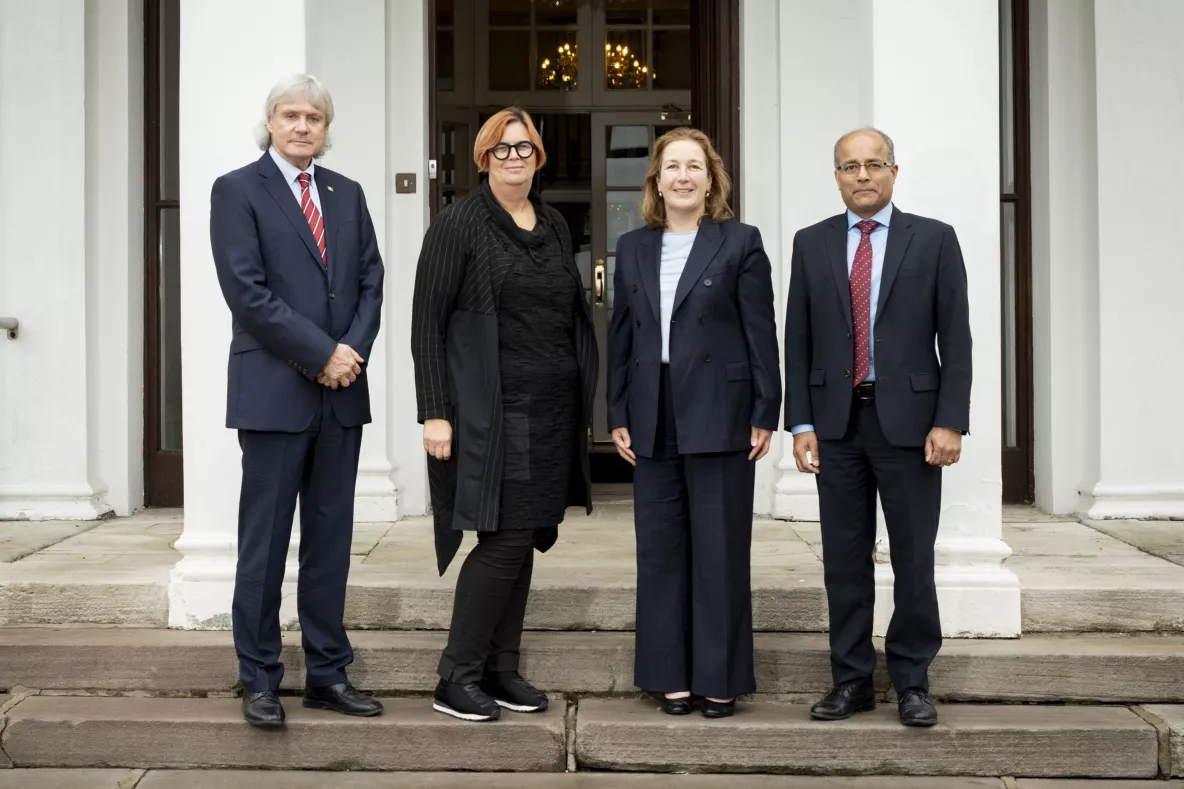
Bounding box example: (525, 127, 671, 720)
(856, 382, 875, 401)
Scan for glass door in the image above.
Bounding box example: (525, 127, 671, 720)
(587, 111, 689, 445)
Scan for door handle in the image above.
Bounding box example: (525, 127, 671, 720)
(593, 258, 606, 307)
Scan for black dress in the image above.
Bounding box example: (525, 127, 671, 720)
(481, 187, 581, 530)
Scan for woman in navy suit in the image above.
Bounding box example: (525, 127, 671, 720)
(607, 128, 782, 718)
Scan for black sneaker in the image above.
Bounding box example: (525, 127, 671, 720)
(433, 679, 501, 722)
(480, 670, 549, 713)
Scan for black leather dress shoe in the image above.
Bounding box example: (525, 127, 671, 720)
(702, 698, 736, 718)
(303, 682, 384, 717)
(242, 690, 285, 727)
(898, 689, 938, 727)
(659, 694, 693, 715)
(810, 680, 876, 721)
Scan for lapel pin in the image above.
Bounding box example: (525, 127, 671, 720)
(327, 185, 334, 192)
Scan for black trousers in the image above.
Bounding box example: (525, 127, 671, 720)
(438, 528, 536, 684)
(232, 391, 362, 693)
(632, 366, 756, 698)
(816, 394, 942, 693)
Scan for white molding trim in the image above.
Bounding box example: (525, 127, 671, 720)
(0, 486, 112, 521)
(1088, 484, 1184, 521)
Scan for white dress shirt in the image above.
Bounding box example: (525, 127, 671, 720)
(268, 145, 322, 214)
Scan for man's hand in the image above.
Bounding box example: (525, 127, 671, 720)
(423, 419, 453, 461)
(611, 427, 636, 466)
(793, 431, 820, 474)
(749, 427, 773, 461)
(318, 344, 364, 389)
(925, 427, 962, 467)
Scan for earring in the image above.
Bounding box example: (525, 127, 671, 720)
(658, 190, 663, 197)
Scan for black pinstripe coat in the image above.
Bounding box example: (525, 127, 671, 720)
(411, 182, 598, 575)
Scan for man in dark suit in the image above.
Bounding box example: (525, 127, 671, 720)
(210, 74, 385, 726)
(784, 128, 971, 727)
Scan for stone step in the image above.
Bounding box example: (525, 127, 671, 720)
(4, 773, 1182, 789)
(0, 696, 1161, 778)
(575, 698, 1159, 778)
(1, 696, 566, 772)
(4, 629, 1184, 703)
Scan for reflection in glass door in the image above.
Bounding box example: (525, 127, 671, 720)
(588, 113, 689, 445)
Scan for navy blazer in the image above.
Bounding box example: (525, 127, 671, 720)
(210, 152, 384, 433)
(784, 207, 972, 446)
(607, 218, 782, 457)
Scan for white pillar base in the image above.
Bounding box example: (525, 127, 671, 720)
(1088, 484, 1184, 521)
(0, 487, 112, 521)
(168, 536, 301, 630)
(773, 461, 820, 521)
(353, 462, 399, 523)
(873, 537, 1021, 638)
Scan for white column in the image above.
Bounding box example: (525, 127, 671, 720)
(0, 0, 111, 521)
(870, 0, 1020, 637)
(385, 0, 431, 517)
(1088, 0, 1184, 520)
(169, 0, 307, 627)
(1029, 0, 1100, 516)
(308, 0, 399, 522)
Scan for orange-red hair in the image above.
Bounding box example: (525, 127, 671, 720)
(473, 107, 547, 173)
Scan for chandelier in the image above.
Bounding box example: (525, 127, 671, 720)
(605, 42, 648, 90)
(539, 42, 578, 90)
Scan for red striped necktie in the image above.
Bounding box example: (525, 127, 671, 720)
(296, 172, 327, 267)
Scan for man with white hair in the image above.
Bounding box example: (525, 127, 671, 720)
(210, 74, 385, 726)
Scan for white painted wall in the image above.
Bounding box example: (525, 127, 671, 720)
(1029, 0, 1099, 516)
(0, 0, 111, 520)
(1088, 0, 1184, 520)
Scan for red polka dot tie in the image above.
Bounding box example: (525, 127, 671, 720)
(297, 173, 327, 268)
(851, 219, 879, 386)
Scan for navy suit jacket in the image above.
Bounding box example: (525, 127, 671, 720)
(607, 218, 782, 458)
(784, 207, 972, 446)
(210, 152, 384, 433)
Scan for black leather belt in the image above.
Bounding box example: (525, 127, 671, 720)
(855, 382, 875, 401)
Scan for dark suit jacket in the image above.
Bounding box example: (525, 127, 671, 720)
(784, 206, 971, 447)
(210, 152, 384, 433)
(608, 218, 782, 458)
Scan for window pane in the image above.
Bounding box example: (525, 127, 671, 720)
(606, 0, 648, 25)
(159, 207, 183, 451)
(606, 125, 650, 187)
(489, 0, 530, 26)
(537, 0, 578, 26)
(490, 30, 531, 91)
(653, 0, 690, 25)
(607, 190, 644, 251)
(1000, 0, 1015, 193)
(437, 29, 455, 91)
(605, 32, 648, 90)
(1001, 201, 1018, 449)
(536, 112, 591, 189)
(158, 0, 180, 201)
(652, 30, 690, 90)
(537, 32, 578, 90)
(437, 0, 454, 27)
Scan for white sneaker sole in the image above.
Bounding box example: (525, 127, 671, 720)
(432, 701, 498, 722)
(494, 698, 547, 713)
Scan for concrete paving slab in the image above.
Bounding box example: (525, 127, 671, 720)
(3, 696, 566, 771)
(1085, 519, 1184, 567)
(576, 699, 1158, 777)
(0, 769, 142, 788)
(0, 522, 99, 563)
(139, 773, 1005, 788)
(1019, 782, 1184, 788)
(1138, 705, 1184, 777)
(1004, 505, 1074, 522)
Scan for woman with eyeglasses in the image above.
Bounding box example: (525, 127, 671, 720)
(411, 107, 598, 722)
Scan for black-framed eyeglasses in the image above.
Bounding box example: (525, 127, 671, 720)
(837, 160, 894, 177)
(489, 141, 537, 160)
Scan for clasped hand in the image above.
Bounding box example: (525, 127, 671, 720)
(316, 343, 364, 389)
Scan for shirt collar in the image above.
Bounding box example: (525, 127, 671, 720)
(268, 145, 315, 185)
(847, 202, 894, 230)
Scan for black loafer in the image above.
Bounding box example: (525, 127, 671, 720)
(810, 680, 876, 721)
(433, 679, 500, 722)
(303, 682, 384, 717)
(480, 671, 548, 713)
(658, 694, 693, 715)
(242, 690, 285, 727)
(702, 698, 736, 718)
(898, 689, 938, 727)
